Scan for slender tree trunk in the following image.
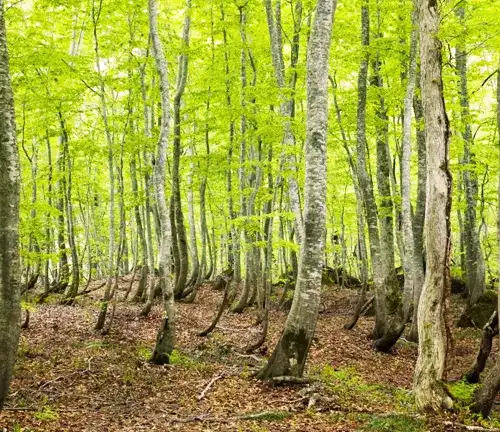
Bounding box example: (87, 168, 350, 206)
(258, 0, 336, 379)
(58, 116, 80, 301)
(373, 11, 422, 352)
(130, 157, 149, 301)
(0, 3, 21, 407)
(465, 311, 498, 384)
(413, 0, 453, 411)
(264, 0, 304, 246)
(329, 74, 369, 331)
(470, 59, 500, 419)
(148, 0, 178, 365)
(355, 1, 388, 339)
(231, 5, 251, 313)
(182, 144, 200, 303)
(172, 1, 191, 299)
(456, 5, 485, 305)
(92, 0, 116, 331)
(408, 67, 427, 341)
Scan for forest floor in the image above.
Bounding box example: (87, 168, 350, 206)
(1, 278, 499, 431)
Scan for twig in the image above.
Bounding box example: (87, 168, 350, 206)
(197, 372, 226, 401)
(233, 352, 264, 363)
(443, 422, 500, 432)
(168, 410, 287, 424)
(271, 376, 312, 385)
(38, 357, 93, 390)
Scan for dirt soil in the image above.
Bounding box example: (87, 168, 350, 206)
(0, 279, 497, 431)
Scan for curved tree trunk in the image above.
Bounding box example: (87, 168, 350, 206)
(464, 311, 498, 384)
(257, 0, 336, 379)
(148, 0, 183, 365)
(171, 4, 191, 299)
(412, 0, 453, 412)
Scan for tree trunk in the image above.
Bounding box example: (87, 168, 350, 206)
(456, 5, 485, 305)
(374, 11, 422, 352)
(0, 3, 21, 407)
(92, 0, 116, 331)
(470, 58, 500, 419)
(264, 0, 304, 246)
(464, 311, 498, 384)
(412, 0, 453, 412)
(172, 3, 191, 299)
(355, 1, 388, 339)
(257, 0, 336, 379)
(408, 67, 427, 342)
(130, 157, 149, 302)
(148, 0, 181, 365)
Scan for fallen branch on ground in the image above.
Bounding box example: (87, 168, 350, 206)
(443, 422, 500, 432)
(197, 372, 226, 401)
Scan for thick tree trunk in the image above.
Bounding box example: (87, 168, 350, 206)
(413, 0, 453, 412)
(0, 2, 21, 407)
(257, 0, 335, 379)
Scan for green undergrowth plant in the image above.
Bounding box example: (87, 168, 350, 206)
(313, 365, 416, 414)
(448, 380, 478, 408)
(241, 411, 292, 421)
(359, 413, 424, 432)
(34, 406, 59, 422)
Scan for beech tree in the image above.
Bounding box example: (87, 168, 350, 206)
(0, 0, 21, 409)
(257, 0, 336, 379)
(412, 0, 453, 411)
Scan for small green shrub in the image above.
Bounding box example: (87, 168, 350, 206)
(170, 349, 201, 368)
(34, 406, 59, 422)
(136, 346, 151, 361)
(361, 414, 424, 432)
(241, 411, 292, 421)
(84, 340, 109, 350)
(448, 380, 478, 406)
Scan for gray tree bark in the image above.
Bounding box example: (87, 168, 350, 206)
(148, 0, 176, 365)
(373, 12, 424, 352)
(92, 0, 116, 331)
(0, 0, 21, 408)
(258, 0, 336, 379)
(264, 0, 304, 246)
(470, 59, 500, 419)
(172, 0, 191, 299)
(355, 1, 388, 339)
(408, 66, 426, 342)
(456, 5, 485, 305)
(413, 0, 453, 412)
